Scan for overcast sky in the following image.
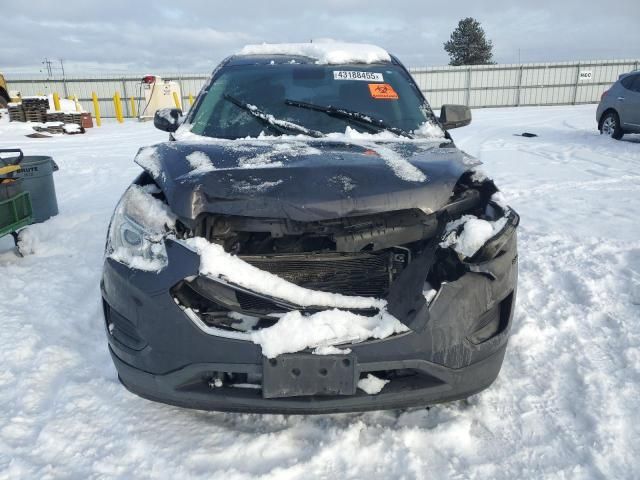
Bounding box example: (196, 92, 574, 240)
(2, 0, 639, 75)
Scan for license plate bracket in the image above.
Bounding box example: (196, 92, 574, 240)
(262, 353, 357, 398)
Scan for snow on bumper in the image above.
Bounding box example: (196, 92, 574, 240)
(181, 236, 407, 358)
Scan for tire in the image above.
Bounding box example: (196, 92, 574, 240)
(0, 96, 8, 109)
(600, 111, 624, 140)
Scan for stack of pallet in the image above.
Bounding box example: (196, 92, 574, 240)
(22, 97, 48, 123)
(8, 104, 26, 122)
(63, 112, 82, 126)
(45, 111, 65, 123)
(7, 96, 87, 135)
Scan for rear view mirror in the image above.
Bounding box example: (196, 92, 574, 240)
(439, 105, 472, 129)
(154, 108, 182, 132)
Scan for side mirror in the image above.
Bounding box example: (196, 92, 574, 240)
(154, 108, 182, 132)
(439, 104, 472, 130)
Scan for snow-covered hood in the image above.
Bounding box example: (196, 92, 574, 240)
(135, 139, 479, 222)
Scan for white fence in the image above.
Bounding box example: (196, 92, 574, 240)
(409, 59, 639, 108)
(6, 59, 639, 117)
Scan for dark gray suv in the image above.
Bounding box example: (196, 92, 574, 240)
(597, 71, 640, 139)
(101, 43, 519, 414)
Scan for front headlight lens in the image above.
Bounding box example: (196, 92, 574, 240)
(106, 184, 176, 272)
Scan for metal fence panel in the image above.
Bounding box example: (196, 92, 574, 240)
(6, 59, 639, 117)
(409, 58, 639, 109)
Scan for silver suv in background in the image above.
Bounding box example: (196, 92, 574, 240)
(597, 71, 640, 140)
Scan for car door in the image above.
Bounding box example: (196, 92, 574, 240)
(619, 74, 640, 131)
(627, 75, 640, 132)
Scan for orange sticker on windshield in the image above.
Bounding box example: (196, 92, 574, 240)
(368, 83, 398, 100)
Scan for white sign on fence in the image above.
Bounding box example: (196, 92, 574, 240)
(578, 70, 593, 82)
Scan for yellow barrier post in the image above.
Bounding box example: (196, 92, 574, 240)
(52, 92, 61, 111)
(172, 91, 181, 110)
(129, 96, 137, 118)
(92, 92, 102, 127)
(73, 95, 81, 112)
(188, 93, 194, 106)
(113, 92, 124, 123)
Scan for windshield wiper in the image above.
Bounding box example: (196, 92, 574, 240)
(223, 94, 324, 138)
(285, 99, 414, 139)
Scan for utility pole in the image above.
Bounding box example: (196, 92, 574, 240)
(41, 58, 53, 78)
(59, 59, 69, 97)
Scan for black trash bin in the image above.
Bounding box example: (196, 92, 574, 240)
(15, 155, 59, 223)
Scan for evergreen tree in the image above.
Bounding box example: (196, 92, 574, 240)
(444, 18, 494, 66)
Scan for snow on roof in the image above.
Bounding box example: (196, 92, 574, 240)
(237, 42, 391, 65)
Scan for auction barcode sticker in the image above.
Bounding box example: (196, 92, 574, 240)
(333, 71, 383, 82)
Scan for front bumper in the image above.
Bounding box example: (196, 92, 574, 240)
(101, 233, 518, 414)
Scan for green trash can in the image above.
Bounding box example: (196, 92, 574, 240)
(15, 155, 59, 223)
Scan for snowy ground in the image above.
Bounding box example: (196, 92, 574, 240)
(1, 105, 639, 479)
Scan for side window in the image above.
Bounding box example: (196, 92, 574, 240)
(620, 74, 639, 92)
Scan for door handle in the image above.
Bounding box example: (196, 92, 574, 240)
(617, 96, 625, 101)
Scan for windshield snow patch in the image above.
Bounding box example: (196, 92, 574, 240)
(238, 42, 391, 65)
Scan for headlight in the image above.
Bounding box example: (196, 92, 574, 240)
(106, 184, 176, 271)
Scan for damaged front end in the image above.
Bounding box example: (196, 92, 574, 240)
(170, 170, 518, 336)
(102, 145, 518, 411)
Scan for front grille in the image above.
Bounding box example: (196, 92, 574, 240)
(236, 291, 289, 313)
(240, 251, 396, 297)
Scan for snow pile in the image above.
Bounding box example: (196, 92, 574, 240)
(441, 215, 508, 258)
(413, 120, 446, 139)
(185, 237, 385, 310)
(358, 374, 390, 395)
(313, 345, 352, 355)
(250, 309, 407, 359)
(185, 151, 216, 174)
(183, 236, 408, 357)
(62, 124, 81, 134)
(423, 282, 438, 303)
(238, 42, 391, 65)
(46, 94, 82, 113)
(134, 146, 164, 180)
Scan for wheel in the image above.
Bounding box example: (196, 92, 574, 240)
(600, 111, 624, 140)
(0, 96, 8, 109)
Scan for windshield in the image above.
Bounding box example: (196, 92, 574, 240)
(187, 62, 442, 140)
